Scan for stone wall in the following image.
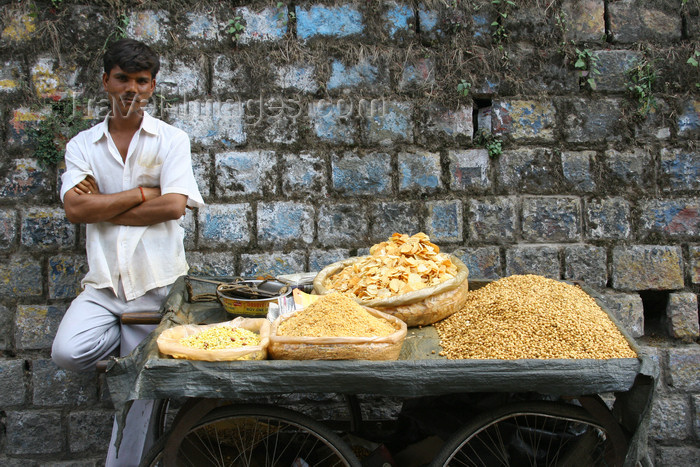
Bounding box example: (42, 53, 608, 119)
(0, 0, 699, 464)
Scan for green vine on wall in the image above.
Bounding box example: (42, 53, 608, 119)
(28, 99, 93, 168)
(475, 130, 503, 159)
(574, 48, 601, 90)
(626, 59, 658, 118)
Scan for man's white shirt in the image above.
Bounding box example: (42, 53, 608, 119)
(60, 112, 204, 300)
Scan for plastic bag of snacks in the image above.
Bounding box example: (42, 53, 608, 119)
(269, 293, 407, 360)
(313, 233, 469, 327)
(157, 317, 270, 361)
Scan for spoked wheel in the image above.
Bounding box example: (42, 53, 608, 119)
(431, 401, 627, 467)
(140, 403, 361, 467)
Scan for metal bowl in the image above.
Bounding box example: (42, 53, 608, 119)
(216, 279, 292, 316)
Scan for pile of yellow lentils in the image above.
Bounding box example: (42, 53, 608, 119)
(180, 327, 261, 350)
(434, 275, 637, 360)
(278, 293, 397, 338)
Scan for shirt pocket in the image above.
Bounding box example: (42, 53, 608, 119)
(135, 155, 163, 187)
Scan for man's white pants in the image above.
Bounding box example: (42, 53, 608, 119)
(52, 283, 170, 466)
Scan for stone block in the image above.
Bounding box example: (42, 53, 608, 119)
(451, 247, 502, 280)
(563, 245, 607, 288)
(640, 198, 699, 237)
(186, 252, 238, 277)
(127, 10, 170, 45)
(197, 203, 251, 248)
(157, 57, 205, 97)
(16, 304, 64, 350)
(561, 0, 605, 42)
(634, 98, 672, 140)
(365, 101, 414, 145)
(656, 447, 700, 466)
(384, 2, 415, 38)
(660, 148, 700, 191)
(168, 99, 245, 146)
(694, 394, 700, 439)
(0, 255, 43, 297)
(318, 203, 368, 247)
(448, 149, 490, 191)
(492, 100, 556, 141)
(591, 50, 643, 92)
(274, 65, 319, 93)
(32, 359, 97, 406)
(598, 290, 644, 338)
(417, 5, 442, 40)
(0, 208, 17, 250)
(399, 150, 441, 192)
(281, 152, 327, 197)
(185, 12, 220, 41)
(369, 202, 422, 243)
(505, 245, 560, 279)
(1, 10, 36, 42)
(0, 359, 26, 406)
(191, 153, 211, 198)
(0, 303, 12, 350)
(257, 202, 314, 247)
(561, 151, 596, 192)
(296, 5, 364, 40)
(182, 209, 196, 250)
(215, 150, 277, 197)
(20, 207, 75, 250)
(498, 148, 558, 194)
(211, 56, 247, 96)
(398, 58, 435, 91)
(309, 100, 357, 144)
(691, 245, 700, 284)
(31, 55, 78, 99)
(426, 200, 463, 243)
(667, 293, 699, 340)
(563, 99, 624, 143)
(68, 410, 113, 453)
(668, 347, 700, 390)
(612, 245, 684, 291)
(327, 59, 386, 92)
(648, 395, 690, 441)
(468, 197, 517, 243)
(585, 197, 632, 240)
(48, 254, 88, 299)
(331, 151, 391, 195)
(603, 148, 652, 190)
(5, 410, 62, 455)
(235, 6, 287, 44)
(422, 104, 473, 143)
(0, 158, 51, 198)
(609, 1, 682, 43)
(677, 100, 700, 139)
(240, 251, 306, 277)
(0, 60, 22, 92)
(522, 196, 581, 242)
(310, 249, 351, 272)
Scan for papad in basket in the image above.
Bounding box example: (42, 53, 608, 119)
(157, 317, 270, 361)
(314, 254, 469, 327)
(268, 307, 407, 360)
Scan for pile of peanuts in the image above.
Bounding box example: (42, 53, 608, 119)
(278, 292, 397, 338)
(434, 275, 637, 360)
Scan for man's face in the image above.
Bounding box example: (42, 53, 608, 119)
(102, 66, 156, 117)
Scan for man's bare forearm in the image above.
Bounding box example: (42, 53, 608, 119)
(108, 193, 187, 226)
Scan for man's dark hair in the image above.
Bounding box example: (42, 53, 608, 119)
(103, 38, 160, 78)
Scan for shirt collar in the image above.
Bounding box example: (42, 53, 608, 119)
(91, 111, 158, 143)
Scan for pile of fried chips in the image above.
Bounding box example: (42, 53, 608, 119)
(324, 233, 458, 301)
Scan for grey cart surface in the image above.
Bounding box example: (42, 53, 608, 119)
(106, 277, 657, 466)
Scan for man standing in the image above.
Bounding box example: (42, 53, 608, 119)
(52, 38, 203, 465)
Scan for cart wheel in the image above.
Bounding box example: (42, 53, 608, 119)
(140, 403, 361, 467)
(430, 401, 627, 467)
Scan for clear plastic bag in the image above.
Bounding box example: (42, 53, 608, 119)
(157, 317, 270, 361)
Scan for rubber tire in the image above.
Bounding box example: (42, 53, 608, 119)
(140, 403, 361, 467)
(430, 400, 626, 467)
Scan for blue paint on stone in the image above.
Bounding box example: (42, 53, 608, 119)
(198, 204, 251, 247)
(384, 4, 414, 37)
(427, 201, 462, 242)
(473, 14, 490, 38)
(399, 151, 441, 191)
(327, 60, 379, 90)
(677, 101, 699, 137)
(296, 5, 364, 40)
(257, 202, 314, 245)
(641, 199, 700, 237)
(661, 149, 700, 191)
(310, 102, 357, 144)
(418, 7, 439, 32)
(366, 102, 413, 144)
(48, 256, 88, 299)
(332, 152, 391, 195)
(586, 198, 632, 240)
(452, 247, 502, 280)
